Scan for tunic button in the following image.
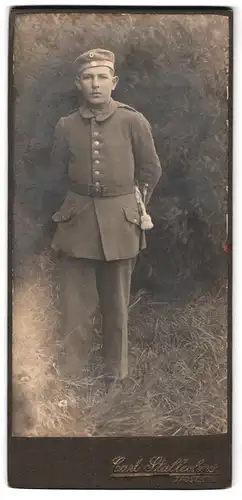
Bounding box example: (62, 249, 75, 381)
(134, 218, 138, 223)
(94, 150, 99, 155)
(95, 170, 100, 175)
(95, 181, 100, 186)
(93, 132, 99, 137)
(94, 159, 100, 164)
(93, 141, 100, 146)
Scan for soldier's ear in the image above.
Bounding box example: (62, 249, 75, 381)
(75, 77, 82, 91)
(112, 75, 119, 90)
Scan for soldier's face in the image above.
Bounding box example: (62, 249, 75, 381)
(76, 66, 118, 105)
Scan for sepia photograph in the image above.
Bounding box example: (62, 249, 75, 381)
(11, 9, 230, 441)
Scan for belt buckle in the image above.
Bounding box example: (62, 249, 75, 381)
(89, 184, 104, 197)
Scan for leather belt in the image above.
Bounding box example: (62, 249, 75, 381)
(69, 182, 135, 198)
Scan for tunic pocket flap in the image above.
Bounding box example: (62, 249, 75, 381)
(123, 207, 140, 226)
(52, 199, 77, 223)
(52, 192, 89, 223)
(52, 208, 75, 223)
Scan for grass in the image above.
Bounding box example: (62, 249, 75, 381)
(11, 13, 228, 437)
(12, 252, 227, 437)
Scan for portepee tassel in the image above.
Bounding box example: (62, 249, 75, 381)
(134, 185, 154, 230)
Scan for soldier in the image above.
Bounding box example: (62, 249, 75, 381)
(50, 48, 162, 388)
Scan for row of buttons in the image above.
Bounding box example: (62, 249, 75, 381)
(92, 129, 101, 184)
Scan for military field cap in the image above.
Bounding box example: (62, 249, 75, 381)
(74, 48, 115, 74)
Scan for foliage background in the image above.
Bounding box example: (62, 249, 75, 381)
(12, 11, 229, 437)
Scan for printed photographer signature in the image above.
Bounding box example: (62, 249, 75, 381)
(111, 456, 220, 482)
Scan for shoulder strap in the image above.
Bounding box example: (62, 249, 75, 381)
(65, 108, 79, 116)
(116, 101, 138, 113)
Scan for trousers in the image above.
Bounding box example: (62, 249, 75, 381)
(58, 255, 136, 380)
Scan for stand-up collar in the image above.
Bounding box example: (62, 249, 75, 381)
(79, 98, 118, 122)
